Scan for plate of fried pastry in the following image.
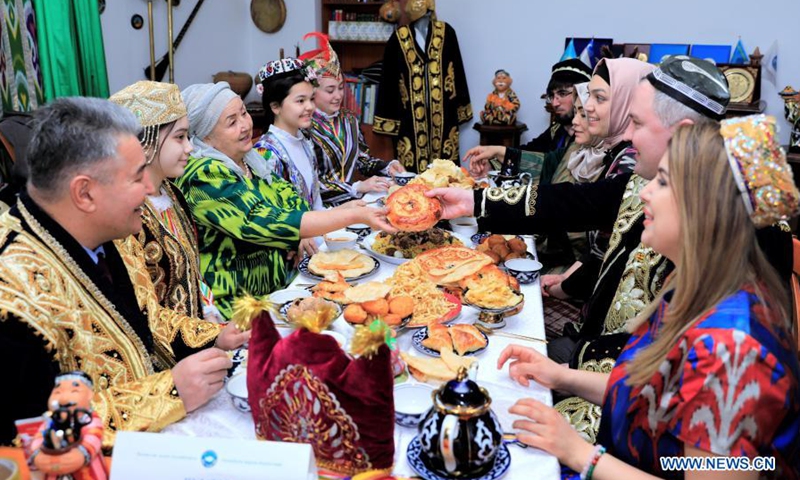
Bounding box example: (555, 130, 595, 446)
(412, 323, 488, 357)
(299, 249, 379, 281)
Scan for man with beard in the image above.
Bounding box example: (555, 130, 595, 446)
(428, 56, 792, 441)
(465, 58, 592, 178)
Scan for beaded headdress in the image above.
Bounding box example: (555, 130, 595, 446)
(720, 114, 800, 228)
(256, 57, 318, 96)
(109, 80, 187, 164)
(298, 32, 341, 79)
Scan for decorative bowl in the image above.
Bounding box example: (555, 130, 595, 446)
(345, 223, 372, 240)
(226, 373, 250, 413)
(394, 383, 434, 428)
(324, 229, 359, 252)
(393, 172, 417, 186)
(503, 258, 543, 285)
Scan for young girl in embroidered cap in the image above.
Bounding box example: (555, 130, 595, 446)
(110, 81, 223, 323)
(497, 116, 800, 479)
(300, 32, 405, 207)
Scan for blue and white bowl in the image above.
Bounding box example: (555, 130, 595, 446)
(226, 373, 250, 413)
(503, 258, 543, 285)
(394, 383, 434, 428)
(345, 223, 372, 241)
(393, 172, 417, 186)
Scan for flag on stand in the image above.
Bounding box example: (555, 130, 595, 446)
(763, 40, 778, 87)
(730, 38, 749, 64)
(579, 39, 595, 68)
(561, 39, 578, 61)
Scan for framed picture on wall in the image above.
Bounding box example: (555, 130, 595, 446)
(690, 45, 732, 64)
(648, 44, 690, 63)
(624, 44, 651, 62)
(565, 38, 614, 68)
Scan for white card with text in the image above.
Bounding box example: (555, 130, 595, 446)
(110, 432, 317, 480)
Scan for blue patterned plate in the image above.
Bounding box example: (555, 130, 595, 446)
(297, 254, 380, 281)
(407, 436, 510, 480)
(411, 325, 488, 357)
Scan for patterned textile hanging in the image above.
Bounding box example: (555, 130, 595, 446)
(0, 0, 43, 112)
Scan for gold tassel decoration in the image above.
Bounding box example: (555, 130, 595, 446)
(349, 320, 395, 359)
(290, 298, 339, 333)
(230, 295, 273, 331)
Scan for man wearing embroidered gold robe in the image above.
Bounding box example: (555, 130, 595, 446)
(0, 98, 248, 448)
(429, 56, 792, 441)
(373, 0, 472, 172)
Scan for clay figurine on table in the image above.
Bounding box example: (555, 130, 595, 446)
(480, 69, 521, 126)
(28, 371, 108, 480)
(780, 85, 800, 153)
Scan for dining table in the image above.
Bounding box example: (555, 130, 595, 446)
(163, 231, 561, 480)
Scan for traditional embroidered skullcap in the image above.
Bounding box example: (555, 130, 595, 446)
(181, 82, 238, 139)
(256, 57, 318, 96)
(109, 81, 186, 128)
(299, 32, 341, 79)
(550, 59, 592, 85)
(647, 55, 730, 120)
(720, 114, 800, 228)
(110, 81, 188, 162)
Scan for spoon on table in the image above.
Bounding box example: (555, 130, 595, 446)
(473, 323, 547, 344)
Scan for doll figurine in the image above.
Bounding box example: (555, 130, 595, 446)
(28, 371, 108, 480)
(480, 69, 521, 126)
(780, 85, 800, 153)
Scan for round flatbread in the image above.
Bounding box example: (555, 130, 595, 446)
(343, 281, 393, 303)
(308, 249, 374, 279)
(386, 184, 443, 232)
(413, 246, 493, 285)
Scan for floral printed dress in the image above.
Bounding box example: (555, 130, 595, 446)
(597, 287, 800, 479)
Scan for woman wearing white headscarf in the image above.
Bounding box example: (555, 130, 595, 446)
(175, 82, 394, 320)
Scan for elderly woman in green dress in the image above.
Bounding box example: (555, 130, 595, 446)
(176, 82, 395, 320)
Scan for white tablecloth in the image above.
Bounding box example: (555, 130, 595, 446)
(164, 236, 560, 480)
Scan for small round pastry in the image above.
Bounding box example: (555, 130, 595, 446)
(386, 184, 443, 232)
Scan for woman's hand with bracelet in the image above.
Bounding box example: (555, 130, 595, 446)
(509, 398, 594, 473)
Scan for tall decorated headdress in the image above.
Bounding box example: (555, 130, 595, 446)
(238, 297, 395, 476)
(109, 80, 187, 163)
(298, 32, 341, 80)
(256, 57, 318, 96)
(720, 114, 800, 228)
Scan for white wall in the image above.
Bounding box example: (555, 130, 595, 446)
(438, 0, 800, 151)
(102, 0, 800, 152)
(101, 0, 318, 104)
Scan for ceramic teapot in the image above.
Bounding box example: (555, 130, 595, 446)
(418, 366, 503, 478)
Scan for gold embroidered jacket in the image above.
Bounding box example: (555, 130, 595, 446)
(0, 195, 221, 448)
(137, 182, 205, 318)
(373, 20, 472, 172)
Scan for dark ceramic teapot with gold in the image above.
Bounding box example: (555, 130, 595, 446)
(417, 367, 503, 478)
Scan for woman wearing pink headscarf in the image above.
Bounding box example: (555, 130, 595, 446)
(540, 58, 655, 338)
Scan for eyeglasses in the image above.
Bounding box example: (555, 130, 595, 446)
(545, 88, 574, 103)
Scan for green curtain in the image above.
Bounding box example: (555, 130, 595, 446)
(34, 0, 109, 100)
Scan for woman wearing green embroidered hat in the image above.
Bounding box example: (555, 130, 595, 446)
(498, 116, 800, 479)
(110, 80, 224, 323)
(176, 81, 395, 320)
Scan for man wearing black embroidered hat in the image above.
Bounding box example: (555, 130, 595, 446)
(428, 55, 791, 441)
(465, 58, 592, 177)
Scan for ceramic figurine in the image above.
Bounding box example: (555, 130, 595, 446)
(780, 85, 800, 153)
(28, 371, 108, 480)
(480, 70, 521, 126)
